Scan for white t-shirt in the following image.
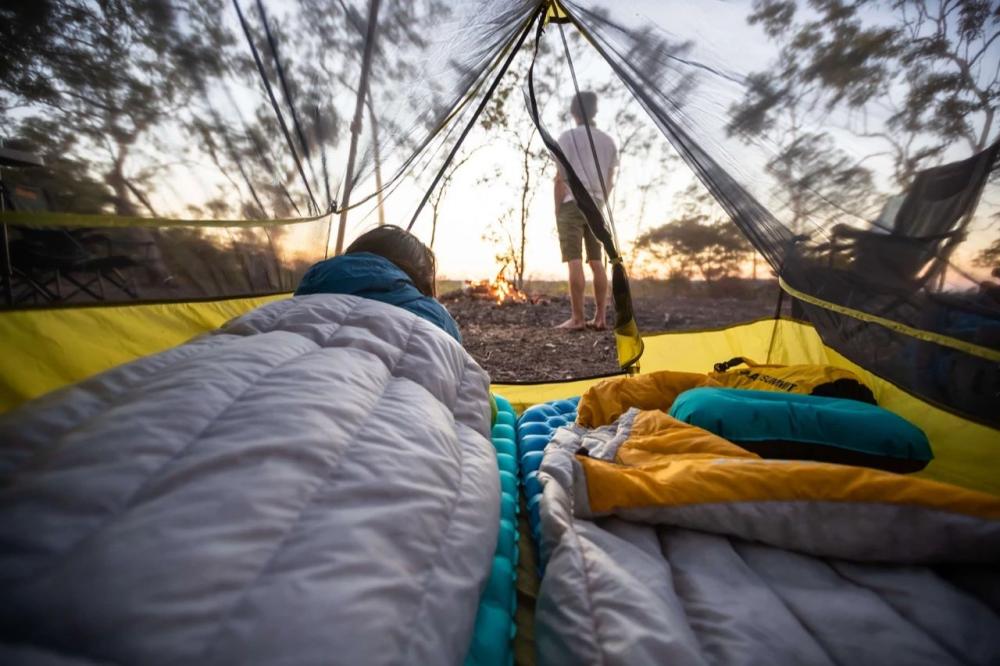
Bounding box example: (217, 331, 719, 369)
(555, 125, 618, 204)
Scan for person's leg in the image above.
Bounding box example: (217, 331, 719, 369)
(588, 259, 608, 329)
(583, 226, 607, 329)
(556, 204, 587, 330)
(557, 258, 586, 329)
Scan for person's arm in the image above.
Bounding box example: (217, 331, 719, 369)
(554, 171, 568, 213)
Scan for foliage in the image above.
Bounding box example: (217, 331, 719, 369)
(974, 236, 1000, 270)
(482, 210, 524, 286)
(0, 0, 239, 216)
(0, 0, 486, 223)
(634, 184, 753, 282)
(763, 130, 877, 233)
(726, 0, 1000, 289)
(3, 118, 113, 214)
(477, 34, 563, 288)
(731, 0, 999, 188)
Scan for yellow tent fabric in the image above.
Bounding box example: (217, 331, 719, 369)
(501, 319, 999, 495)
(0, 294, 287, 410)
(1, 302, 996, 494)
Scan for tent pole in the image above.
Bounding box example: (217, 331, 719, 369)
(368, 101, 386, 226)
(233, 0, 319, 215)
(405, 5, 543, 232)
(765, 285, 785, 364)
(335, 0, 382, 255)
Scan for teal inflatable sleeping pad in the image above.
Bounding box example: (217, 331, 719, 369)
(464, 395, 519, 666)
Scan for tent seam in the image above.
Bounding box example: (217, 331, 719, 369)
(567, 521, 607, 665)
(656, 528, 714, 666)
(729, 540, 841, 666)
(826, 562, 973, 665)
(779, 277, 1000, 362)
(394, 367, 474, 662)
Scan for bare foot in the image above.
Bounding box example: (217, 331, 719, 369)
(555, 318, 586, 331)
(587, 316, 608, 331)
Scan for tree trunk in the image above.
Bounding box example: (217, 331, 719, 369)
(335, 0, 382, 255)
(107, 147, 136, 216)
(430, 200, 440, 250)
(368, 101, 386, 226)
(517, 145, 530, 290)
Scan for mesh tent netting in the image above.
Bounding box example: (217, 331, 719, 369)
(0, 0, 542, 302)
(1, 0, 998, 425)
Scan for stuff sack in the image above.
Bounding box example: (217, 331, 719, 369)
(710, 356, 876, 403)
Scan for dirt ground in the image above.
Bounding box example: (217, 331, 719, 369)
(442, 283, 791, 382)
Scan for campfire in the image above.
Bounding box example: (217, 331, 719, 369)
(463, 270, 528, 305)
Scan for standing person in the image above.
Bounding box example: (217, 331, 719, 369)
(552, 90, 617, 330)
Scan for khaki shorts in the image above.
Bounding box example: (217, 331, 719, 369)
(556, 202, 602, 262)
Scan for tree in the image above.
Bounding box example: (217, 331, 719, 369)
(428, 148, 480, 250)
(0, 0, 242, 216)
(477, 34, 563, 289)
(482, 210, 525, 287)
(0, 0, 444, 221)
(3, 118, 113, 214)
(728, 0, 1000, 288)
(733, 0, 999, 188)
(294, 0, 455, 208)
(634, 183, 753, 283)
(974, 237, 1000, 271)
(763, 130, 877, 234)
(728, 46, 881, 232)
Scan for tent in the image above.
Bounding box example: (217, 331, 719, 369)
(1, 0, 998, 493)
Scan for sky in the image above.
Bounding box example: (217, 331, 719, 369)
(185, 0, 997, 288)
(332, 0, 998, 286)
(340, 0, 777, 282)
(11, 0, 996, 287)
(347, 106, 679, 282)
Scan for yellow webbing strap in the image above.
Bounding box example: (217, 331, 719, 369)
(0, 294, 289, 413)
(779, 277, 1000, 363)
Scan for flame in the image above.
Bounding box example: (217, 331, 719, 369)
(463, 268, 528, 305)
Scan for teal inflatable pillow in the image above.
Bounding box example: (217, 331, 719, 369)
(669, 387, 932, 473)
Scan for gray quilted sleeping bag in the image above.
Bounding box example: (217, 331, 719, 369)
(0, 294, 499, 665)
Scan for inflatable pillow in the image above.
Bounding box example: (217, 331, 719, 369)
(669, 387, 932, 473)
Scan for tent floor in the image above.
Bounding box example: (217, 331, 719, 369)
(514, 494, 540, 666)
(447, 290, 790, 383)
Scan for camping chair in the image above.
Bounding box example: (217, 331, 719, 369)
(2, 184, 140, 305)
(822, 140, 1000, 297)
(785, 142, 1000, 346)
